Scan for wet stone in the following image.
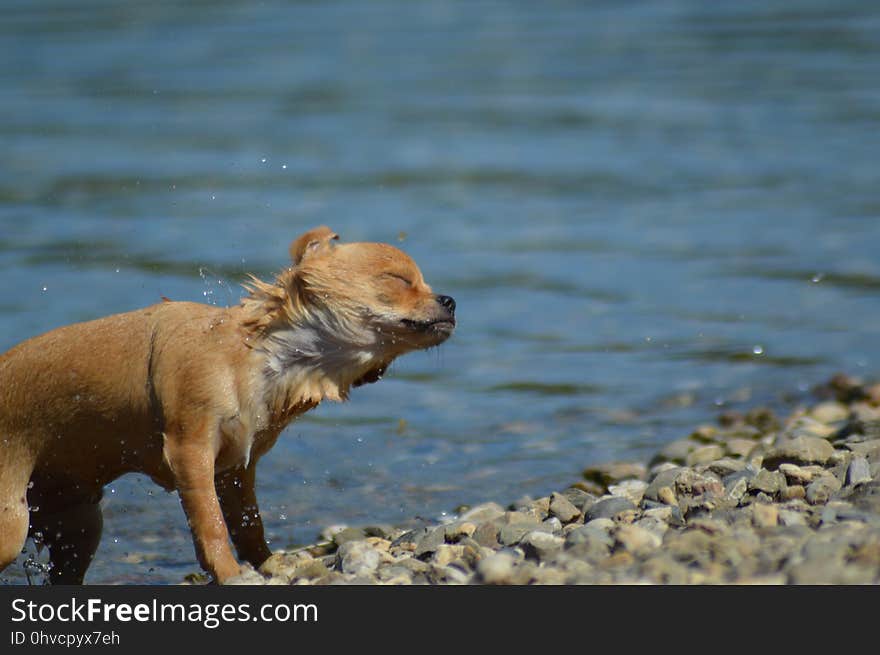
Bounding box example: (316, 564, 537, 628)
(444, 521, 477, 542)
(810, 401, 850, 425)
(472, 522, 501, 549)
(748, 469, 786, 496)
(582, 461, 647, 488)
(225, 565, 268, 586)
(459, 502, 506, 523)
(706, 458, 747, 477)
(293, 559, 330, 580)
(780, 485, 806, 501)
(363, 524, 395, 539)
(336, 541, 381, 575)
(614, 524, 662, 555)
(332, 527, 366, 546)
(806, 475, 842, 505)
(476, 552, 517, 585)
(564, 527, 613, 560)
(725, 438, 758, 459)
(686, 444, 725, 467)
(431, 545, 464, 567)
(763, 436, 835, 469)
(498, 520, 542, 546)
(413, 526, 447, 557)
(559, 487, 597, 511)
(549, 492, 581, 523)
(658, 487, 677, 506)
(584, 496, 637, 522)
(725, 476, 749, 503)
(674, 469, 723, 498)
(651, 438, 697, 466)
(778, 509, 808, 527)
(778, 463, 814, 485)
(608, 479, 648, 507)
(847, 457, 872, 487)
(542, 517, 563, 534)
(785, 416, 837, 440)
(752, 503, 779, 528)
(845, 439, 880, 458)
(582, 517, 615, 532)
(521, 531, 565, 561)
(644, 467, 683, 502)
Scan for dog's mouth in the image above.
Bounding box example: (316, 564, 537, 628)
(352, 364, 387, 388)
(400, 317, 456, 334)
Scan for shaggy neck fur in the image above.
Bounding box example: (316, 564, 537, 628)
(238, 269, 389, 416)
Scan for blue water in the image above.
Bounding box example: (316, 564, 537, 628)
(1, 0, 878, 583)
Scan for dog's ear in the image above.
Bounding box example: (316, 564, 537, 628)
(289, 226, 339, 265)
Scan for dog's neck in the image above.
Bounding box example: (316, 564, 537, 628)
(259, 308, 386, 402)
(237, 274, 390, 421)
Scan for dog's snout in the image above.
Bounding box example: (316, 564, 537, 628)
(436, 295, 456, 315)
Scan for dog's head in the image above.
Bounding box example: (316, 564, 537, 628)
(291, 226, 455, 354)
(244, 226, 455, 391)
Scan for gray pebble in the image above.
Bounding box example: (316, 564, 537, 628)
(542, 517, 563, 534)
(549, 492, 581, 523)
(498, 521, 542, 546)
(847, 456, 872, 487)
(565, 525, 614, 549)
(614, 524, 662, 555)
(521, 531, 565, 561)
(644, 467, 683, 502)
(459, 502, 506, 523)
(336, 541, 381, 575)
(584, 496, 636, 522)
(748, 469, 786, 496)
(332, 527, 366, 546)
(805, 475, 842, 505)
(472, 522, 501, 548)
(476, 552, 518, 584)
(413, 526, 447, 557)
(559, 487, 598, 511)
(763, 436, 835, 468)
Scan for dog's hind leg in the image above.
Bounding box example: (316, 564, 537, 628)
(32, 495, 103, 585)
(0, 458, 33, 579)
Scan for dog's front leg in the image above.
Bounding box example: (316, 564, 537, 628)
(164, 431, 241, 583)
(216, 463, 272, 569)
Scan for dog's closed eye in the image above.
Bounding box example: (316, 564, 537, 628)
(382, 273, 413, 287)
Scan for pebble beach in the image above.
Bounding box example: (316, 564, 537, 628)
(216, 375, 880, 586)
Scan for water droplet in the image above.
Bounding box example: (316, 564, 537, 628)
(752, 345, 764, 355)
(811, 273, 824, 283)
(279, 513, 287, 521)
(41, 286, 48, 292)
(27, 481, 34, 489)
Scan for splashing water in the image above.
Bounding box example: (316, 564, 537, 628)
(198, 267, 236, 307)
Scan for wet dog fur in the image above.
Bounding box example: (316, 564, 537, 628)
(0, 226, 455, 584)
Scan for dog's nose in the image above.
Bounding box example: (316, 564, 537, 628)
(436, 295, 456, 315)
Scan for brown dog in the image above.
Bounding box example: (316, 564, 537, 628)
(0, 226, 455, 584)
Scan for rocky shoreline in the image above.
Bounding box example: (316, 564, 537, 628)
(221, 375, 880, 585)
